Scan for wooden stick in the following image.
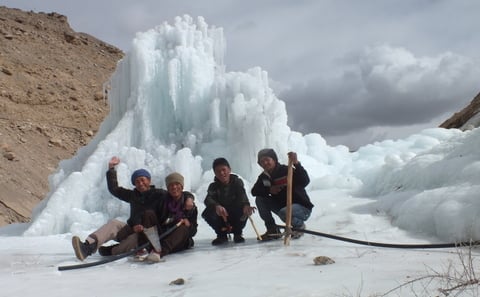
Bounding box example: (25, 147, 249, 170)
(221, 214, 232, 233)
(248, 215, 262, 240)
(284, 158, 293, 245)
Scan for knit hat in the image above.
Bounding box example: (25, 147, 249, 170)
(257, 148, 278, 164)
(131, 169, 151, 185)
(165, 172, 184, 187)
(212, 157, 230, 170)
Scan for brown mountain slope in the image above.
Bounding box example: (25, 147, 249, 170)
(440, 91, 480, 130)
(0, 6, 123, 226)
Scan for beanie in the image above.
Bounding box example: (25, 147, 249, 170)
(165, 172, 184, 187)
(131, 169, 151, 185)
(212, 157, 230, 170)
(257, 148, 278, 164)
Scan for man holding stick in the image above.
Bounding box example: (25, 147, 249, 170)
(251, 149, 314, 240)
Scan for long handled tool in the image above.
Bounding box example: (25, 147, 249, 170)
(283, 158, 293, 246)
(248, 215, 262, 240)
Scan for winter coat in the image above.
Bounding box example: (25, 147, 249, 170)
(158, 191, 198, 238)
(204, 174, 250, 210)
(251, 162, 314, 210)
(106, 168, 167, 227)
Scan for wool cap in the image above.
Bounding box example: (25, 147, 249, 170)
(165, 172, 184, 187)
(257, 148, 278, 164)
(131, 169, 151, 185)
(212, 157, 230, 170)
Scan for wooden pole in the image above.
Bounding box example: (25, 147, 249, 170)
(284, 158, 293, 245)
(248, 215, 263, 240)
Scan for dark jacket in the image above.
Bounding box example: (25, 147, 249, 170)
(106, 168, 167, 227)
(251, 162, 313, 210)
(158, 191, 198, 238)
(204, 174, 250, 210)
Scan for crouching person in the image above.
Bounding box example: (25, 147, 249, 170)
(202, 158, 255, 245)
(156, 172, 198, 257)
(252, 149, 314, 240)
(71, 156, 166, 261)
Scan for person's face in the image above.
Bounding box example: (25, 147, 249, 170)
(134, 176, 151, 193)
(259, 156, 276, 173)
(214, 165, 231, 184)
(167, 182, 183, 199)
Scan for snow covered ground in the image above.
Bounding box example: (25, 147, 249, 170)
(2, 189, 478, 297)
(1, 15, 480, 297)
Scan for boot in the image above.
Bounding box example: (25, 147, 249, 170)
(146, 250, 165, 263)
(98, 244, 119, 256)
(211, 234, 228, 246)
(72, 236, 97, 261)
(260, 226, 282, 240)
(132, 248, 149, 262)
(291, 223, 306, 239)
(233, 234, 245, 243)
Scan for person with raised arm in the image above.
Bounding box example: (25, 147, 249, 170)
(71, 156, 167, 262)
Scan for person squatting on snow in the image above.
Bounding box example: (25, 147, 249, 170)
(202, 158, 256, 245)
(71, 156, 167, 262)
(251, 149, 314, 240)
(153, 172, 198, 258)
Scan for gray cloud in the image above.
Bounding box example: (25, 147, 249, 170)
(3, 0, 480, 148)
(281, 45, 480, 139)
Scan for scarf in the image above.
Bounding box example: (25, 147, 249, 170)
(166, 195, 184, 221)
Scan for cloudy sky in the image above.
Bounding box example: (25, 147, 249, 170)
(4, 0, 480, 149)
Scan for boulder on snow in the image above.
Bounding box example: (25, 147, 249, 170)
(169, 278, 185, 285)
(313, 256, 335, 265)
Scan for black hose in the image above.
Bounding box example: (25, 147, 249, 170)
(277, 225, 480, 249)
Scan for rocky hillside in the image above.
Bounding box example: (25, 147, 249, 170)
(0, 6, 123, 226)
(440, 91, 480, 130)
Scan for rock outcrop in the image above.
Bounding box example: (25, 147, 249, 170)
(0, 6, 123, 226)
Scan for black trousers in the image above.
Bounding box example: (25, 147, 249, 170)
(202, 206, 247, 236)
(255, 196, 282, 230)
(115, 209, 158, 242)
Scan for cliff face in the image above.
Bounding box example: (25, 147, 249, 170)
(0, 6, 123, 226)
(440, 91, 480, 130)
